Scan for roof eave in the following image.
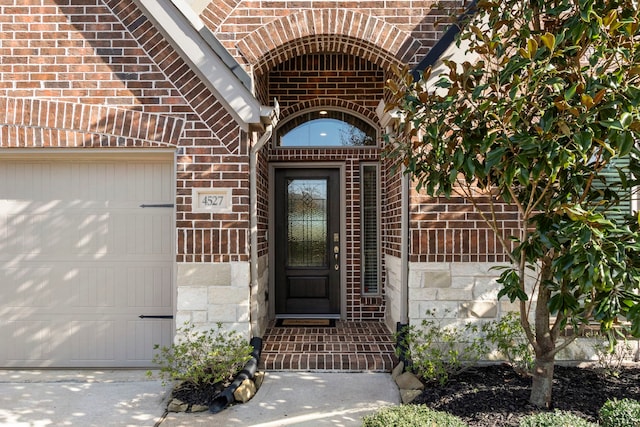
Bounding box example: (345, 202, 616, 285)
(133, 0, 272, 132)
(412, 0, 478, 81)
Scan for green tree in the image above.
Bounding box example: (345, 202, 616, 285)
(386, 0, 640, 408)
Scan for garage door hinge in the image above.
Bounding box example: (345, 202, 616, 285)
(139, 315, 174, 319)
(139, 204, 174, 208)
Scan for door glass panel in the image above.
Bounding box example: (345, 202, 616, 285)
(287, 178, 327, 267)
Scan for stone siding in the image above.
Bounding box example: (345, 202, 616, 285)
(176, 262, 252, 339)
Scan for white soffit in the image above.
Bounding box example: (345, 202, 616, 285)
(424, 37, 475, 90)
(134, 0, 266, 131)
(183, 0, 209, 15)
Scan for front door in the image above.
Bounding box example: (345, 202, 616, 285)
(274, 168, 340, 316)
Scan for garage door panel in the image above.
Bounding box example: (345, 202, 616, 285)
(3, 263, 172, 313)
(0, 156, 174, 368)
(126, 266, 173, 309)
(2, 320, 54, 363)
(1, 266, 53, 308)
(70, 266, 117, 309)
(127, 320, 173, 361)
(1, 317, 173, 367)
(2, 210, 173, 261)
(69, 320, 117, 362)
(2, 309, 173, 367)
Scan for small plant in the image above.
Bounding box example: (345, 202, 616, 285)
(362, 404, 468, 427)
(599, 398, 640, 427)
(518, 410, 598, 427)
(594, 339, 634, 378)
(482, 311, 535, 376)
(396, 309, 489, 386)
(148, 321, 253, 387)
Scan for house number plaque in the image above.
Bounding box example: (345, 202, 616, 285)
(193, 188, 232, 213)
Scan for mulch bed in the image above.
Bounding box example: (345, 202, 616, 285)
(412, 364, 640, 426)
(171, 380, 226, 407)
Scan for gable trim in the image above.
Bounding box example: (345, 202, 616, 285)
(134, 0, 272, 131)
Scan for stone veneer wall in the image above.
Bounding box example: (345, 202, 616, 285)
(250, 254, 269, 338)
(407, 261, 640, 362)
(176, 262, 252, 339)
(407, 262, 513, 325)
(383, 254, 404, 333)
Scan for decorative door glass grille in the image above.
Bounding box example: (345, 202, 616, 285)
(286, 179, 328, 267)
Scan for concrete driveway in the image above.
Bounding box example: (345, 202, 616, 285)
(0, 369, 169, 427)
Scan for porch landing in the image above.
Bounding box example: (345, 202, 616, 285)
(259, 320, 398, 372)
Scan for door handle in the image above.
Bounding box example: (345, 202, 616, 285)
(334, 246, 339, 270)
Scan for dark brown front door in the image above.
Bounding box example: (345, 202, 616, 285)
(274, 168, 340, 316)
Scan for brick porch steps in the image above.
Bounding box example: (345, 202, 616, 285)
(259, 320, 398, 372)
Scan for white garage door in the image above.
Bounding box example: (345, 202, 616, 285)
(0, 153, 174, 367)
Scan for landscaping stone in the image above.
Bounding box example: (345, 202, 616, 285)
(167, 398, 189, 412)
(190, 404, 209, 413)
(254, 371, 265, 390)
(233, 378, 257, 403)
(395, 371, 424, 390)
(392, 361, 404, 380)
(400, 389, 423, 404)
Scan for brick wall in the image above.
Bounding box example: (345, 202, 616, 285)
(269, 53, 385, 113)
(382, 158, 404, 259)
(0, 0, 251, 262)
(202, 0, 464, 70)
(410, 191, 517, 263)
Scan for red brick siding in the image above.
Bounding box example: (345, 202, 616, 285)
(202, 1, 461, 70)
(256, 148, 270, 258)
(269, 53, 385, 114)
(0, 0, 251, 262)
(410, 191, 517, 263)
(0, 97, 182, 147)
(382, 158, 404, 259)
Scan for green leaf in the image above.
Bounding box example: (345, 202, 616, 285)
(485, 147, 505, 170)
(599, 120, 624, 131)
(573, 130, 593, 152)
(565, 83, 578, 101)
(619, 131, 634, 156)
(619, 112, 632, 129)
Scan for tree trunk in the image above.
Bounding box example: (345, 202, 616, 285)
(530, 353, 555, 408)
(529, 254, 556, 408)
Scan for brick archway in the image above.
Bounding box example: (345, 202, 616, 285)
(236, 9, 420, 74)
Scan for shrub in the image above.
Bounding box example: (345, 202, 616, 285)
(599, 398, 640, 427)
(361, 404, 468, 427)
(396, 309, 488, 386)
(594, 339, 634, 378)
(482, 311, 534, 375)
(148, 321, 253, 387)
(518, 410, 598, 427)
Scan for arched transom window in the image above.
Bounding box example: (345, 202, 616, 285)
(276, 110, 377, 147)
